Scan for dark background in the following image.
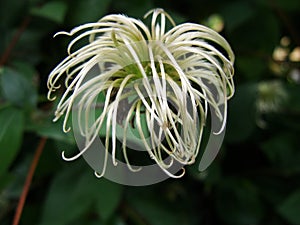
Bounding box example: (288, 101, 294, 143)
(0, 0, 300, 224)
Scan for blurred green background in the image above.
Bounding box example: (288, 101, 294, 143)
(1, 0, 300, 224)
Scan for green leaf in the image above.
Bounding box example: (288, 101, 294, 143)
(126, 187, 188, 225)
(0, 107, 24, 176)
(236, 56, 267, 80)
(226, 83, 257, 143)
(216, 179, 264, 225)
(221, 1, 255, 32)
(0, 173, 13, 192)
(0, 67, 37, 108)
(12, 61, 38, 81)
(227, 10, 280, 54)
(256, 0, 300, 11)
(131, 200, 180, 225)
(112, 0, 154, 18)
(0, 0, 26, 27)
(94, 178, 122, 221)
(27, 118, 75, 143)
(261, 133, 300, 170)
(39, 164, 90, 225)
(39, 163, 122, 225)
(67, 0, 111, 26)
(278, 190, 300, 224)
(30, 1, 67, 24)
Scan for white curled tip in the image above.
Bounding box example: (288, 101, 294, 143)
(127, 164, 142, 172)
(153, 156, 186, 178)
(52, 117, 59, 122)
(62, 115, 71, 133)
(53, 31, 71, 38)
(47, 84, 61, 93)
(61, 149, 86, 161)
(53, 112, 63, 122)
(53, 23, 97, 38)
(94, 171, 105, 178)
(163, 167, 186, 178)
(212, 123, 225, 135)
(112, 160, 118, 166)
(47, 94, 57, 102)
(62, 126, 71, 133)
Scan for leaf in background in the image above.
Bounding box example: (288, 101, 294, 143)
(254, 176, 294, 206)
(12, 61, 38, 81)
(126, 187, 186, 225)
(0, 173, 13, 192)
(39, 164, 90, 225)
(278, 190, 300, 224)
(39, 163, 122, 225)
(66, 0, 111, 26)
(0, 67, 37, 108)
(93, 176, 122, 221)
(0, 107, 24, 177)
(236, 56, 267, 80)
(221, 1, 255, 32)
(227, 9, 280, 54)
(30, 1, 68, 24)
(256, 0, 300, 11)
(112, 0, 154, 18)
(28, 118, 75, 143)
(261, 133, 300, 170)
(0, 0, 26, 27)
(226, 83, 257, 143)
(215, 179, 264, 225)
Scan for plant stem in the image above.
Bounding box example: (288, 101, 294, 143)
(12, 137, 47, 225)
(0, 16, 31, 66)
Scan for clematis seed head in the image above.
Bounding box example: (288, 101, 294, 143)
(47, 8, 235, 179)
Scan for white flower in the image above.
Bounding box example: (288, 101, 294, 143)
(47, 8, 235, 178)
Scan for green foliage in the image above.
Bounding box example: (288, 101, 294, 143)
(226, 83, 257, 143)
(66, 0, 111, 25)
(221, 1, 255, 32)
(215, 178, 264, 225)
(0, 107, 24, 177)
(279, 190, 300, 224)
(30, 1, 68, 24)
(0, 67, 37, 108)
(1, 0, 300, 225)
(0, 0, 26, 27)
(39, 162, 122, 225)
(126, 189, 185, 225)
